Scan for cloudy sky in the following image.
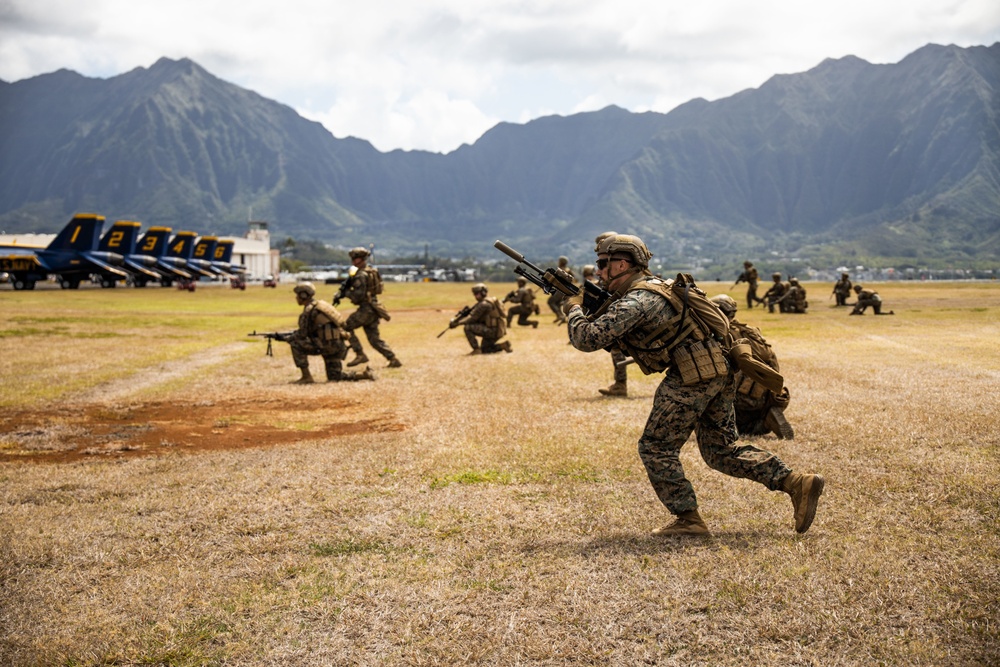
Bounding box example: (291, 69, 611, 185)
(2, 0, 998, 154)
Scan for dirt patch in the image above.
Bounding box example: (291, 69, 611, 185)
(0, 396, 405, 464)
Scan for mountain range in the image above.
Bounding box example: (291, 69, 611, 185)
(1, 42, 998, 265)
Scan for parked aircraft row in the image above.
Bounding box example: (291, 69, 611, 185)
(0, 214, 246, 290)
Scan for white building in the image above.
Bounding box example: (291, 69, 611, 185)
(231, 221, 280, 280)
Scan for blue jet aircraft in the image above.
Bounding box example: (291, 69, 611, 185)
(212, 239, 247, 276)
(166, 231, 216, 280)
(134, 227, 194, 287)
(0, 213, 128, 290)
(96, 220, 164, 288)
(191, 236, 230, 278)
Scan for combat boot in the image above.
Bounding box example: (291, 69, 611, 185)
(359, 368, 376, 381)
(387, 358, 402, 368)
(468, 348, 482, 355)
(347, 353, 369, 367)
(531, 321, 539, 328)
(501, 341, 513, 353)
(782, 472, 825, 534)
(651, 510, 709, 536)
(292, 369, 314, 384)
(598, 382, 627, 397)
(764, 407, 794, 439)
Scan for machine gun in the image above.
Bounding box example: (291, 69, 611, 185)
(248, 330, 294, 356)
(493, 240, 612, 316)
(437, 305, 473, 338)
(332, 266, 359, 306)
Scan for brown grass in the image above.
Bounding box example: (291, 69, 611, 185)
(0, 280, 998, 665)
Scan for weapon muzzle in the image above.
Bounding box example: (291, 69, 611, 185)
(493, 240, 523, 262)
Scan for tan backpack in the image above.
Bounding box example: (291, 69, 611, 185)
(365, 266, 384, 297)
(486, 296, 507, 337)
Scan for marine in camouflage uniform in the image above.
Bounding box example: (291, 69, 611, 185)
(850, 284, 894, 315)
(341, 247, 402, 368)
(547, 256, 574, 324)
(566, 234, 823, 536)
(833, 272, 853, 306)
(711, 294, 793, 439)
(503, 277, 539, 328)
(288, 282, 375, 383)
(450, 283, 512, 354)
(783, 278, 808, 314)
(763, 273, 789, 313)
(586, 232, 628, 398)
(733, 260, 764, 309)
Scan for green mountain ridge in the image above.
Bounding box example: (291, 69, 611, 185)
(0, 43, 997, 265)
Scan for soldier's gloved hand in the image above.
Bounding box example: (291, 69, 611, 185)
(333, 297, 341, 306)
(274, 333, 288, 342)
(449, 318, 459, 329)
(562, 293, 584, 315)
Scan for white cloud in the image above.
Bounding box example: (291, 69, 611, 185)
(1, 0, 997, 153)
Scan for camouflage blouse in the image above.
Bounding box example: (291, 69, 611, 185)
(465, 297, 496, 324)
(567, 288, 678, 354)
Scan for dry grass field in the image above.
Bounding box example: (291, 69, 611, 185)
(1, 279, 998, 666)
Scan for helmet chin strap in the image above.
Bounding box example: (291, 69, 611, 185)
(607, 263, 640, 289)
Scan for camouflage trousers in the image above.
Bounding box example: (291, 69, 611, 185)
(638, 372, 791, 515)
(464, 323, 504, 353)
(853, 297, 883, 314)
(548, 291, 567, 319)
(611, 346, 628, 384)
(507, 305, 538, 327)
(346, 304, 397, 361)
(289, 336, 361, 381)
(745, 284, 761, 309)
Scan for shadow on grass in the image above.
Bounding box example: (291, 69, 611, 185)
(518, 529, 791, 558)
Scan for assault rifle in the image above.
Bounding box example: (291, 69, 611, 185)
(437, 305, 473, 338)
(332, 266, 359, 306)
(493, 240, 612, 316)
(248, 330, 294, 356)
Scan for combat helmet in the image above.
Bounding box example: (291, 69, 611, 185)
(597, 234, 652, 268)
(582, 264, 596, 278)
(594, 231, 618, 252)
(349, 247, 370, 260)
(471, 283, 488, 295)
(772, 272, 782, 280)
(293, 281, 316, 297)
(516, 277, 527, 286)
(854, 284, 863, 293)
(557, 256, 569, 267)
(710, 294, 738, 318)
(744, 260, 753, 267)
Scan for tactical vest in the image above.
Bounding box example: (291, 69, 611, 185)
(305, 300, 348, 346)
(620, 274, 730, 384)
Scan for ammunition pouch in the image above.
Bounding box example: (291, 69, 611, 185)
(372, 300, 391, 321)
(736, 374, 769, 399)
(729, 338, 784, 394)
(671, 338, 729, 386)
